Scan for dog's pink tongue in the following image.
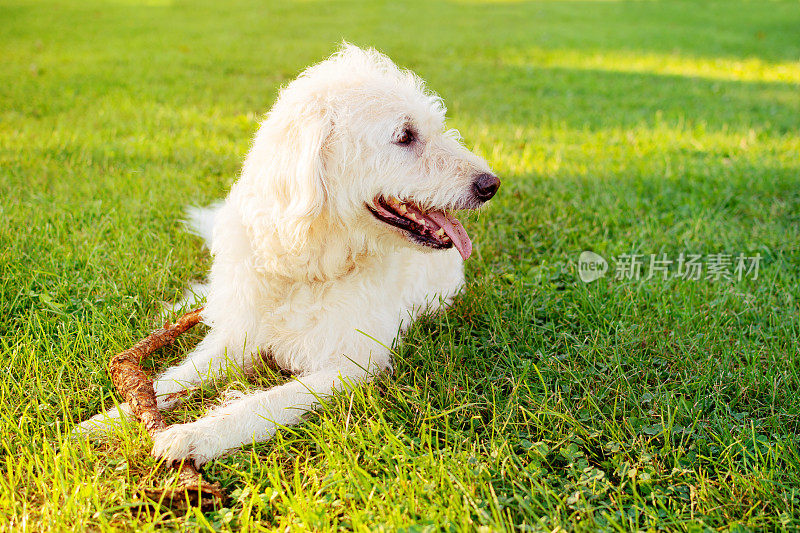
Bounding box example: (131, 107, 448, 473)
(428, 211, 472, 261)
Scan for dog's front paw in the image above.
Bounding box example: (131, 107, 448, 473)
(151, 422, 221, 468)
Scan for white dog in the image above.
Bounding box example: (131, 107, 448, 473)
(77, 44, 499, 466)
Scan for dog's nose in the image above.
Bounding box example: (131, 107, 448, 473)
(472, 173, 500, 202)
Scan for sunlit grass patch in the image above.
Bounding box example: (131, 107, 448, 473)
(500, 47, 800, 84)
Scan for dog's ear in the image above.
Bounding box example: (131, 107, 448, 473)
(275, 104, 331, 252)
(246, 99, 332, 254)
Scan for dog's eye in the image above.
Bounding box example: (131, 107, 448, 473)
(395, 128, 414, 146)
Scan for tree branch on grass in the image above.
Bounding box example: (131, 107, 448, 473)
(109, 307, 226, 510)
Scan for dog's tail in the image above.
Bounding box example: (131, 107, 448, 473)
(161, 202, 223, 319)
(184, 201, 223, 250)
(162, 281, 211, 318)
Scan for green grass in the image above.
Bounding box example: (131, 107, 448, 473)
(2, 0, 800, 530)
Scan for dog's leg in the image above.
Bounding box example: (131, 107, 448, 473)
(73, 331, 255, 435)
(150, 362, 374, 466)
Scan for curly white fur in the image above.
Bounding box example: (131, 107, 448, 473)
(76, 44, 497, 467)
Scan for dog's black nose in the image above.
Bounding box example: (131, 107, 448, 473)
(472, 173, 500, 202)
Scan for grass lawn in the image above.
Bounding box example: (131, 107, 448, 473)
(2, 0, 800, 530)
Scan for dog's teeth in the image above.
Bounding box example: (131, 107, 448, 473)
(435, 228, 446, 239)
(397, 203, 408, 215)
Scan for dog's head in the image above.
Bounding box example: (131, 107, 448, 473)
(240, 44, 499, 271)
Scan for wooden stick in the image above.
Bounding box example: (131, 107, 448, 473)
(109, 307, 226, 510)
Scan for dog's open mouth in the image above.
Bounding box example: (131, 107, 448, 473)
(368, 196, 473, 260)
